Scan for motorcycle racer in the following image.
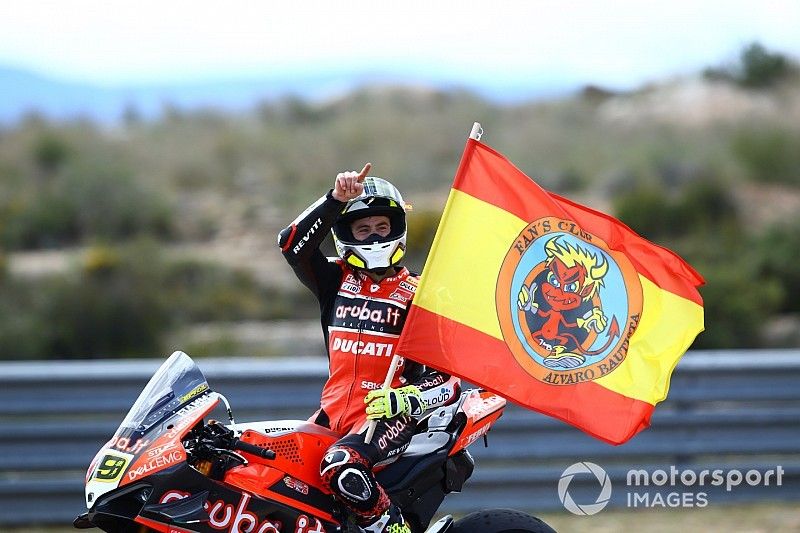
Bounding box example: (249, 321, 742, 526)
(278, 163, 460, 532)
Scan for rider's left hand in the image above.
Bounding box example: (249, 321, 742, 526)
(364, 385, 424, 419)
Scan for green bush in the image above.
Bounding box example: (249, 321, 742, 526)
(551, 168, 587, 194)
(0, 158, 175, 249)
(732, 127, 800, 186)
(405, 208, 442, 268)
(0, 279, 49, 359)
(163, 259, 292, 322)
(613, 186, 685, 241)
(739, 42, 793, 89)
(0, 243, 166, 359)
(703, 42, 795, 89)
(614, 178, 739, 242)
(0, 191, 80, 248)
(755, 219, 800, 313)
(40, 242, 170, 358)
(677, 178, 740, 232)
(62, 161, 174, 241)
(32, 131, 71, 174)
(693, 261, 782, 348)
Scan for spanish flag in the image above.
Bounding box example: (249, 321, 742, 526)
(398, 134, 704, 445)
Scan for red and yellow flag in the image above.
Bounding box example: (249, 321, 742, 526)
(398, 137, 704, 445)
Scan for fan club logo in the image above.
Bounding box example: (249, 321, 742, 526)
(497, 217, 642, 385)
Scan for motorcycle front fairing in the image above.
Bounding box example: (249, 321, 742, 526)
(79, 352, 220, 527)
(78, 352, 337, 533)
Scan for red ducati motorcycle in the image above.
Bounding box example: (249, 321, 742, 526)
(74, 352, 554, 533)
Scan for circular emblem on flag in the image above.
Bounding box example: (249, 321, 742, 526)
(496, 217, 643, 385)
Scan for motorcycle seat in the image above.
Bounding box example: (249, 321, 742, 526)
(375, 430, 453, 492)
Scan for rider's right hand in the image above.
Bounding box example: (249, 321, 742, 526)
(332, 163, 371, 202)
(364, 385, 424, 419)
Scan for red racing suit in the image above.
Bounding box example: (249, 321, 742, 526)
(278, 191, 460, 435)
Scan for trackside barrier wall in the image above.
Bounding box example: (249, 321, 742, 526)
(0, 350, 798, 525)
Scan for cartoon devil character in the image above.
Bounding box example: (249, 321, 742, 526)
(517, 236, 617, 369)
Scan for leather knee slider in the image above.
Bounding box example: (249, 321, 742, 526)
(320, 446, 385, 515)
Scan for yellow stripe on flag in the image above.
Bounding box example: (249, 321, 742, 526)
(414, 189, 526, 339)
(594, 275, 704, 404)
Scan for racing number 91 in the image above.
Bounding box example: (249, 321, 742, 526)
(93, 454, 129, 483)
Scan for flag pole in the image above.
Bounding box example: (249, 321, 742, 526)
(364, 353, 402, 443)
(364, 121, 483, 445)
(470, 122, 483, 141)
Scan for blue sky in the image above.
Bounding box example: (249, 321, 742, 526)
(1, 0, 799, 90)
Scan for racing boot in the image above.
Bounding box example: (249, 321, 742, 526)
(360, 503, 410, 533)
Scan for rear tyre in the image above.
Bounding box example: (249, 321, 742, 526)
(450, 508, 556, 533)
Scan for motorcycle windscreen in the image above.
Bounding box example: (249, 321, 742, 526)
(117, 351, 211, 438)
(84, 351, 213, 510)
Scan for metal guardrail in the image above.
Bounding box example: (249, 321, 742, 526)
(1, 350, 799, 526)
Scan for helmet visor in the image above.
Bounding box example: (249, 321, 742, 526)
(334, 196, 406, 244)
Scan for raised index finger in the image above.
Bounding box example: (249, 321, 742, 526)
(356, 163, 372, 182)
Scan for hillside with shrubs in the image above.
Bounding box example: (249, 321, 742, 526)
(1, 43, 799, 359)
